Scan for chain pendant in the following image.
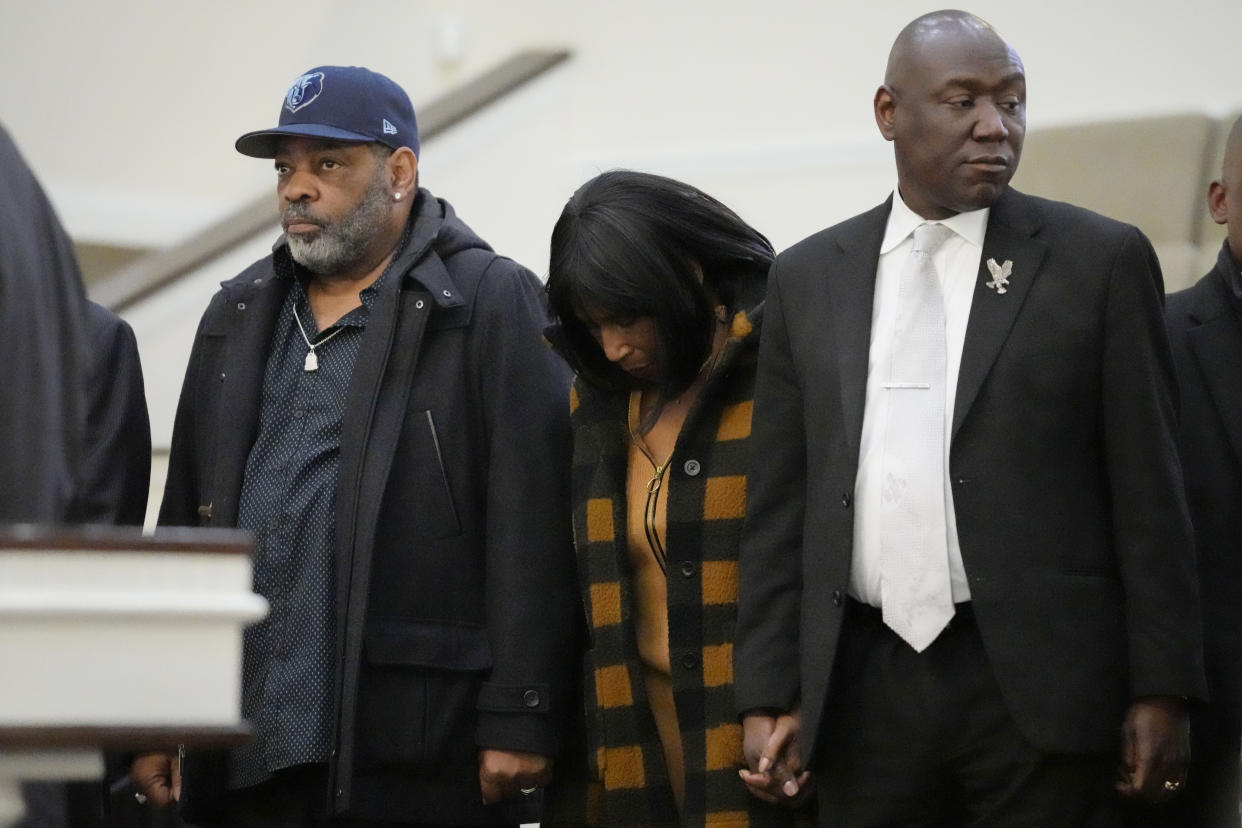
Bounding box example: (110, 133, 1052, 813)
(304, 350, 319, 371)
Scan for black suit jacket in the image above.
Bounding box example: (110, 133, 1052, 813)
(1163, 244, 1242, 826)
(736, 187, 1205, 760)
(1167, 244, 1242, 710)
(75, 301, 151, 526)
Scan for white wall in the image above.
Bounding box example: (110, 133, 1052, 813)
(3, 0, 1240, 447)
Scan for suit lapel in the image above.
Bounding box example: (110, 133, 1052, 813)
(953, 189, 1049, 438)
(1186, 268, 1242, 469)
(210, 273, 289, 526)
(828, 200, 890, 456)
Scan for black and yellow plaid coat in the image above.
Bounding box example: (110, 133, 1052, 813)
(545, 289, 812, 828)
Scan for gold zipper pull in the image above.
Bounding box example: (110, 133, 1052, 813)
(648, 464, 666, 494)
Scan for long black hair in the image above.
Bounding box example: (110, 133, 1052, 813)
(546, 170, 774, 399)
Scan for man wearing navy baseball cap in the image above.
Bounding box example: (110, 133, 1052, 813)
(234, 65, 421, 159)
(131, 65, 578, 826)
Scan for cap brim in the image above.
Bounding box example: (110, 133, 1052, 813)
(235, 124, 375, 158)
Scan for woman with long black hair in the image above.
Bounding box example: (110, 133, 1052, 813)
(542, 170, 811, 827)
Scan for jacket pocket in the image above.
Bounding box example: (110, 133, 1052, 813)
(385, 410, 462, 540)
(354, 618, 492, 769)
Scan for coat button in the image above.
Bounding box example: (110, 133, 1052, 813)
(841, 492, 852, 508)
(683, 459, 701, 476)
(832, 590, 844, 607)
(680, 561, 695, 578)
(522, 689, 541, 708)
(236, 302, 246, 310)
(681, 653, 698, 670)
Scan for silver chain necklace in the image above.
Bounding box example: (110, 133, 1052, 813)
(293, 306, 346, 371)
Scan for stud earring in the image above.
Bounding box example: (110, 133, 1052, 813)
(394, 192, 402, 201)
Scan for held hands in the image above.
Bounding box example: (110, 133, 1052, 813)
(129, 751, 180, 807)
(739, 709, 813, 806)
(478, 748, 553, 805)
(1115, 696, 1190, 802)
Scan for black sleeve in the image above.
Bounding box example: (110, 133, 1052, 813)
(74, 302, 152, 526)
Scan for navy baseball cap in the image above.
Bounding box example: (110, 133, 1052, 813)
(235, 65, 419, 158)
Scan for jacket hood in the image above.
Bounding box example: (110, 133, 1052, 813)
(395, 187, 493, 272)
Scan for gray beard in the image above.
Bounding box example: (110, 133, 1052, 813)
(285, 173, 392, 276)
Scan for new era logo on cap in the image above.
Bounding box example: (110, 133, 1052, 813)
(235, 65, 420, 159)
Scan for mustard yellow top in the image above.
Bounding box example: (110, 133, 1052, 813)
(625, 386, 693, 813)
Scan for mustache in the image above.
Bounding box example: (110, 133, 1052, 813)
(282, 202, 325, 226)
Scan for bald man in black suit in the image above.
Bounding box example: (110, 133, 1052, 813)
(735, 11, 1205, 825)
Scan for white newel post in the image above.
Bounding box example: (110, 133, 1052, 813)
(0, 526, 266, 826)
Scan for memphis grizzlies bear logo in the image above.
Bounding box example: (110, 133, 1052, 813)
(285, 72, 325, 113)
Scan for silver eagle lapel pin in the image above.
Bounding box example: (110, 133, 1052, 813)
(985, 258, 1013, 294)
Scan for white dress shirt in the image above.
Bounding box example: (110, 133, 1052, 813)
(850, 190, 989, 606)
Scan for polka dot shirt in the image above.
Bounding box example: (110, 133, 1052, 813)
(228, 265, 390, 790)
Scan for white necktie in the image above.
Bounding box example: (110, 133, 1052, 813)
(879, 221, 956, 652)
